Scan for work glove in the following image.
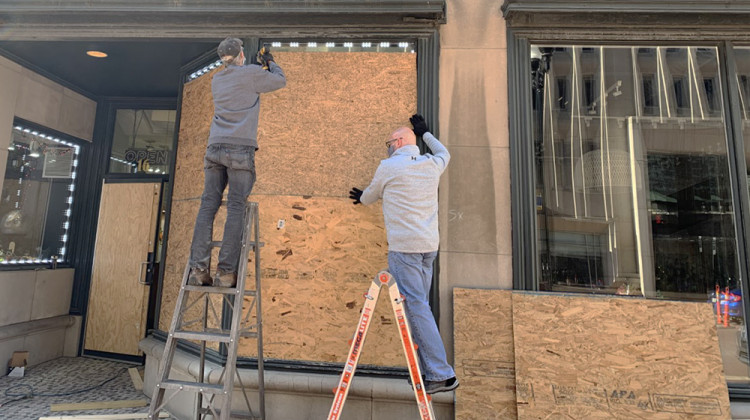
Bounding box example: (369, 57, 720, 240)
(409, 114, 429, 137)
(256, 44, 274, 70)
(349, 187, 363, 205)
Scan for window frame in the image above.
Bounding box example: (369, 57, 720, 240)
(508, 30, 750, 396)
(0, 117, 86, 270)
(152, 33, 440, 376)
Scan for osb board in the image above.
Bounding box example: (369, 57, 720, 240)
(173, 51, 417, 201)
(160, 195, 405, 366)
(164, 50, 416, 366)
(453, 288, 516, 420)
(86, 183, 159, 356)
(513, 293, 731, 420)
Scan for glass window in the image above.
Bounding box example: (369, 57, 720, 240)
(109, 109, 176, 175)
(531, 45, 747, 380)
(0, 122, 80, 264)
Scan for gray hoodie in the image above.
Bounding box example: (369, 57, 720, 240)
(208, 61, 286, 148)
(360, 132, 450, 253)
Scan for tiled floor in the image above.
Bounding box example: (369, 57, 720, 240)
(0, 356, 175, 420)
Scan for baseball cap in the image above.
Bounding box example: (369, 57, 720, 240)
(217, 37, 243, 62)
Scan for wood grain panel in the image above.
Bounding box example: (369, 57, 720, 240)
(172, 51, 416, 201)
(512, 293, 731, 419)
(453, 288, 517, 420)
(164, 50, 416, 366)
(161, 195, 406, 365)
(86, 182, 160, 355)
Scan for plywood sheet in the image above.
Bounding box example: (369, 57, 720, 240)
(512, 293, 731, 419)
(86, 182, 159, 356)
(161, 195, 404, 366)
(164, 50, 416, 366)
(172, 51, 416, 201)
(453, 288, 516, 420)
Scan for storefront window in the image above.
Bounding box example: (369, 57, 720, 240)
(109, 109, 176, 175)
(531, 45, 747, 380)
(0, 122, 80, 264)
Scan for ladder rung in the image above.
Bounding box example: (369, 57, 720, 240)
(210, 241, 264, 248)
(172, 330, 231, 343)
(240, 331, 258, 338)
(182, 285, 257, 296)
(183, 284, 240, 294)
(158, 379, 225, 394)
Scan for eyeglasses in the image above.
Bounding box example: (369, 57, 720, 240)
(385, 137, 401, 147)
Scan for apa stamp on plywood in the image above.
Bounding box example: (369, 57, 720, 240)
(652, 394, 723, 416)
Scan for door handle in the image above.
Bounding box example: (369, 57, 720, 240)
(138, 261, 151, 285)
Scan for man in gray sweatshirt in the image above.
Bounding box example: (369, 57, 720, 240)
(188, 37, 286, 288)
(349, 114, 458, 394)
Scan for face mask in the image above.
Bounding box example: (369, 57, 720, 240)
(387, 144, 396, 157)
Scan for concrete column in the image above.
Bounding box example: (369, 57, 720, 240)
(438, 0, 510, 360)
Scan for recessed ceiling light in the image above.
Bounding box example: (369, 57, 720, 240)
(86, 50, 107, 58)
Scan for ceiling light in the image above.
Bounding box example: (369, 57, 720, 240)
(86, 50, 108, 58)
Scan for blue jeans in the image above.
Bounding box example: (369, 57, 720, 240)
(189, 143, 256, 274)
(388, 251, 455, 382)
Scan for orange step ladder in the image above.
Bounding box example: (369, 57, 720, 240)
(328, 270, 437, 420)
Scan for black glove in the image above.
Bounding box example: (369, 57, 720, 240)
(349, 187, 363, 205)
(409, 114, 429, 137)
(256, 45, 274, 69)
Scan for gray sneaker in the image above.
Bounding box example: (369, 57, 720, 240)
(215, 271, 237, 288)
(425, 377, 459, 394)
(188, 268, 212, 286)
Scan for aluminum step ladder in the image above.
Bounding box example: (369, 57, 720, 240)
(148, 201, 264, 420)
(328, 270, 437, 420)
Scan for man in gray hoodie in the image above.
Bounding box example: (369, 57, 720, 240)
(349, 115, 458, 394)
(188, 37, 286, 288)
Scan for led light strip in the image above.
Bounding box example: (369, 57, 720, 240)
(3, 125, 80, 265)
(188, 59, 222, 81)
(187, 41, 415, 80)
(109, 156, 138, 167)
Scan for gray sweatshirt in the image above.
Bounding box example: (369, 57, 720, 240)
(208, 61, 286, 148)
(360, 132, 450, 253)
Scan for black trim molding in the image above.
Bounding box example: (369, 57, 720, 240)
(0, 1, 445, 41)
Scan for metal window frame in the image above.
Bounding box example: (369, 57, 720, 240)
(155, 31, 440, 376)
(507, 28, 750, 397)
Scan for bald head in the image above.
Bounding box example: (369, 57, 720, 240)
(390, 127, 417, 145)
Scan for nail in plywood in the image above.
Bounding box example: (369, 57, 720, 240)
(512, 293, 731, 419)
(453, 288, 516, 420)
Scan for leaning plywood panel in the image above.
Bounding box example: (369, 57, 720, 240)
(512, 293, 731, 419)
(453, 288, 516, 420)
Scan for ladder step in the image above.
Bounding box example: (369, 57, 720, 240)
(182, 285, 257, 296)
(172, 330, 231, 343)
(210, 241, 264, 248)
(240, 331, 259, 339)
(183, 284, 239, 294)
(158, 379, 225, 394)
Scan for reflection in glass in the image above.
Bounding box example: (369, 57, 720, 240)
(109, 109, 176, 175)
(532, 45, 746, 381)
(0, 123, 80, 264)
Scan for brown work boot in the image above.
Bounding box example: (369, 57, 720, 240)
(187, 267, 212, 286)
(215, 271, 237, 288)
